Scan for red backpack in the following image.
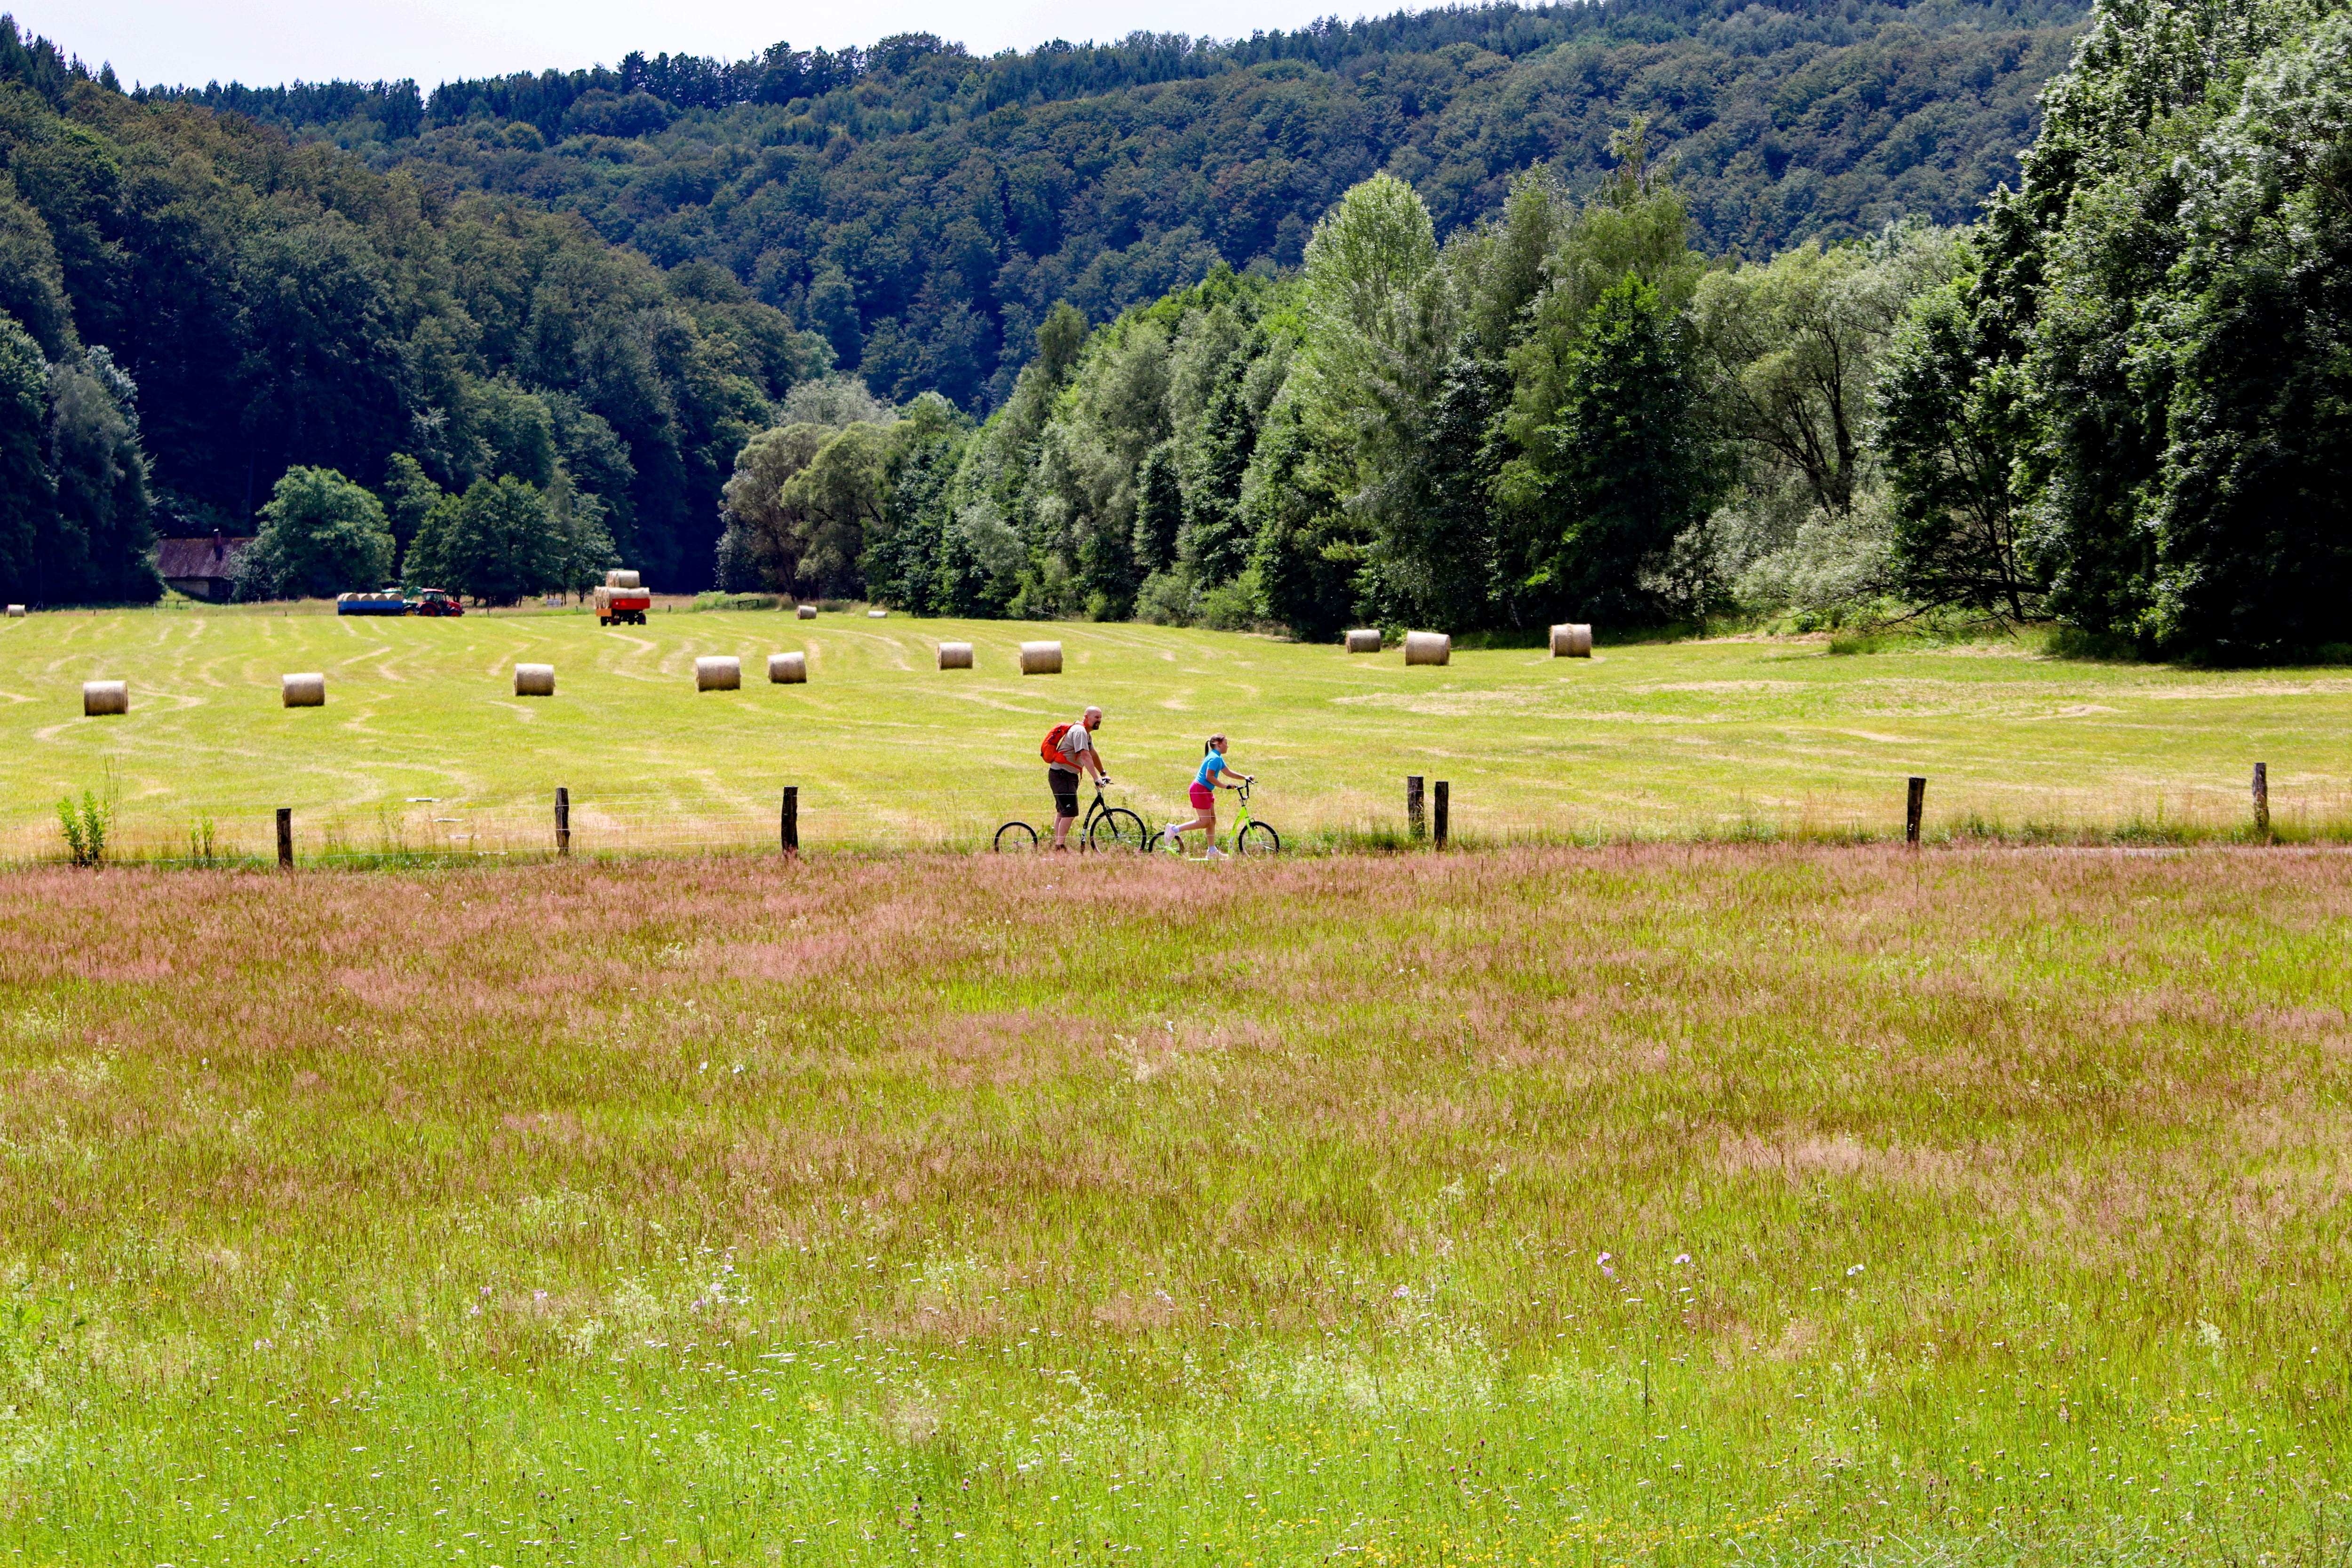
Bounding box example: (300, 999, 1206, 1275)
(1040, 722, 1075, 764)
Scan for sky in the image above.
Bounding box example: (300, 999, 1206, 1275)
(13, 0, 1367, 90)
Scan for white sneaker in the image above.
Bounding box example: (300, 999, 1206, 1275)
(1160, 825, 1180, 849)
(1206, 846, 1228, 861)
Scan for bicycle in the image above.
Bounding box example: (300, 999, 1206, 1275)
(1162, 776, 1280, 857)
(993, 780, 1152, 853)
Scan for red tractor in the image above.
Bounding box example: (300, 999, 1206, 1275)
(411, 588, 465, 617)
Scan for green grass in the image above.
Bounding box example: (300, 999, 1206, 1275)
(6, 603, 2352, 861)
(4, 845, 2350, 1565)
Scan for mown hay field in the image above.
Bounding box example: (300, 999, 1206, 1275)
(5, 602, 2352, 860)
(4, 845, 2348, 1564)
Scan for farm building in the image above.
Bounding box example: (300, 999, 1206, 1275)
(154, 534, 252, 602)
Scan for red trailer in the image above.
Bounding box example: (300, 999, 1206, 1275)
(594, 570, 651, 626)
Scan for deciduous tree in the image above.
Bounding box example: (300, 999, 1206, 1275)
(242, 466, 396, 599)
(410, 476, 560, 605)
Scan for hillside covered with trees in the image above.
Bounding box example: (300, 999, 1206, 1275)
(150, 0, 2087, 412)
(0, 15, 833, 606)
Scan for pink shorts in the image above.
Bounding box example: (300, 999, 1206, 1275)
(1188, 782, 1216, 810)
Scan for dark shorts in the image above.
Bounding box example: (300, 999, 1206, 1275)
(1048, 768, 1080, 818)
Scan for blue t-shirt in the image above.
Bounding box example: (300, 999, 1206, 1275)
(1195, 749, 1226, 788)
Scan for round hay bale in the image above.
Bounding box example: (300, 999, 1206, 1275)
(1403, 630, 1451, 667)
(1018, 640, 1064, 675)
(82, 679, 127, 716)
(1343, 628, 1382, 654)
(1549, 622, 1593, 658)
(695, 655, 742, 692)
(867, 607, 888, 619)
(282, 672, 326, 708)
(514, 662, 556, 697)
(605, 569, 641, 589)
(937, 641, 974, 669)
(796, 605, 817, 620)
(5, 605, 24, 618)
(768, 651, 807, 684)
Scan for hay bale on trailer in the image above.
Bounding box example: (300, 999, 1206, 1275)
(695, 655, 742, 691)
(1343, 628, 1381, 653)
(605, 569, 640, 589)
(1550, 623, 1593, 658)
(797, 605, 817, 619)
(1019, 640, 1063, 675)
(514, 663, 555, 696)
(937, 641, 973, 669)
(1403, 631, 1451, 666)
(768, 652, 807, 684)
(82, 680, 127, 716)
(282, 672, 326, 707)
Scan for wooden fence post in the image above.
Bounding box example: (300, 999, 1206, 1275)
(781, 786, 799, 858)
(1905, 777, 1926, 845)
(1433, 780, 1450, 851)
(2252, 762, 2269, 839)
(555, 787, 571, 857)
(276, 807, 293, 870)
(1406, 775, 1425, 841)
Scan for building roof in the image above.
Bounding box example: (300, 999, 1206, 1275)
(154, 535, 252, 580)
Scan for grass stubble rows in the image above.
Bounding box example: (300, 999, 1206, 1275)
(3, 844, 2348, 1564)
(7, 606, 2352, 860)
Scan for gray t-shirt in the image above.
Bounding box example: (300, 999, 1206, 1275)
(1050, 721, 1095, 774)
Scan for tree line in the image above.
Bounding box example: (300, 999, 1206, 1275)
(710, 131, 1962, 640)
(712, 0, 2352, 664)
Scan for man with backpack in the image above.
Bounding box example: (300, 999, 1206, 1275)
(1041, 707, 1111, 851)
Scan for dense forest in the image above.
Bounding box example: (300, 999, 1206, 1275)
(706, 0, 2352, 660)
(0, 16, 833, 605)
(10, 0, 2343, 656)
(0, 0, 2089, 612)
(146, 0, 2087, 411)
(1880, 0, 2352, 657)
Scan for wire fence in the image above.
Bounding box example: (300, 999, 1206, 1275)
(6, 783, 1152, 868)
(7, 787, 904, 869)
(7, 772, 2351, 870)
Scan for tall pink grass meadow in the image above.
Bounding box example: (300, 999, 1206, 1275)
(3, 843, 2348, 1562)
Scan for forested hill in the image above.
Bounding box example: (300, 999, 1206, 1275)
(144, 0, 2088, 411)
(0, 17, 833, 595)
